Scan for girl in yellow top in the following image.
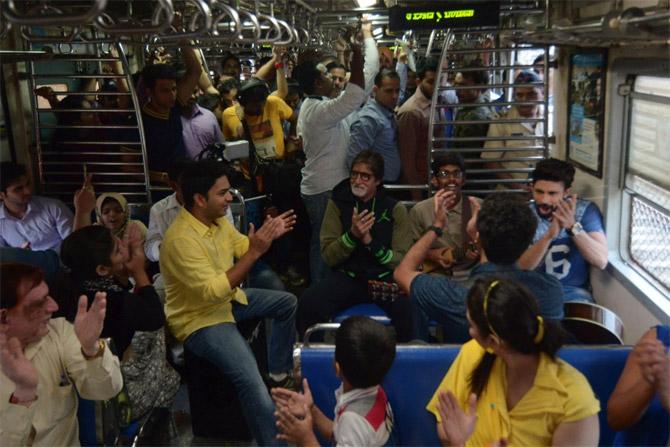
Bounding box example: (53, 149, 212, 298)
(427, 278, 600, 446)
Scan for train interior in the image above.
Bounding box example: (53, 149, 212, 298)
(1, 0, 669, 445)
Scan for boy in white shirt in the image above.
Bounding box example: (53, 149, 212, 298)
(272, 316, 395, 446)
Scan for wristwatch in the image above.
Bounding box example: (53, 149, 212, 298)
(567, 222, 584, 237)
(81, 339, 106, 360)
(428, 225, 444, 237)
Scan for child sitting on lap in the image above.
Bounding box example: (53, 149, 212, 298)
(272, 316, 396, 446)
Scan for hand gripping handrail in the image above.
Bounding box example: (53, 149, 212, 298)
(157, 0, 212, 42)
(4, 0, 107, 27)
(94, 0, 174, 35)
(257, 13, 282, 44)
(274, 18, 294, 45)
(236, 9, 261, 43)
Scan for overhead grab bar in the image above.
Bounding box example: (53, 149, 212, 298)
(211, 2, 241, 38)
(4, 0, 107, 27)
(157, 0, 212, 42)
(94, 0, 174, 35)
(274, 18, 295, 46)
(236, 9, 261, 43)
(257, 13, 282, 44)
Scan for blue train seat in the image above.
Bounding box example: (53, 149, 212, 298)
(300, 344, 634, 446)
(333, 303, 392, 326)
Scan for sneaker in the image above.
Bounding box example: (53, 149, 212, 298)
(266, 374, 297, 391)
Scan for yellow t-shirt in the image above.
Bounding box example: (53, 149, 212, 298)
(222, 95, 293, 159)
(159, 208, 250, 341)
(426, 340, 600, 446)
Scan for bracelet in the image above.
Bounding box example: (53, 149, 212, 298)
(81, 339, 106, 360)
(274, 62, 284, 70)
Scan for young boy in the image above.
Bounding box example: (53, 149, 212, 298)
(272, 316, 396, 446)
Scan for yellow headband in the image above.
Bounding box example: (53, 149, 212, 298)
(482, 280, 500, 339)
(534, 316, 545, 344)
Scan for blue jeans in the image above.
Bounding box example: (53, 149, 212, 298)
(249, 260, 286, 291)
(183, 288, 297, 446)
(563, 285, 595, 303)
(301, 191, 331, 282)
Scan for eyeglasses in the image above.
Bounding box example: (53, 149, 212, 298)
(350, 170, 373, 181)
(436, 169, 463, 179)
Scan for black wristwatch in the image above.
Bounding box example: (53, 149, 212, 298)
(428, 225, 444, 237)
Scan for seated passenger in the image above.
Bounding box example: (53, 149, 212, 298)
(395, 193, 564, 342)
(0, 162, 94, 252)
(481, 70, 544, 191)
(519, 159, 608, 302)
(59, 225, 178, 420)
(159, 160, 297, 446)
(0, 263, 122, 445)
(427, 277, 600, 446)
(408, 153, 480, 275)
(96, 192, 148, 240)
(273, 316, 396, 447)
(297, 151, 412, 341)
(607, 325, 670, 444)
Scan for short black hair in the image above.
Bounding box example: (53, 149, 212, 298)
(61, 225, 115, 282)
(287, 79, 301, 97)
(218, 78, 240, 94)
(238, 78, 270, 105)
(514, 69, 541, 84)
(180, 160, 233, 210)
(476, 194, 537, 264)
(531, 158, 575, 189)
(167, 158, 195, 183)
(416, 57, 438, 80)
(0, 263, 44, 310)
(374, 69, 400, 87)
(294, 61, 322, 95)
(351, 150, 385, 182)
(0, 162, 27, 192)
(335, 316, 396, 388)
(326, 61, 346, 72)
(221, 53, 241, 68)
(461, 61, 489, 86)
(431, 152, 465, 176)
(141, 63, 178, 90)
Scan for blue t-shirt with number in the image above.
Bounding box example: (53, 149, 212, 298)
(531, 199, 605, 289)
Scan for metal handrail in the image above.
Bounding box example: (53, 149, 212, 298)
(94, 0, 174, 35)
(210, 2, 241, 38)
(236, 9, 261, 43)
(274, 18, 294, 45)
(158, 0, 212, 42)
(257, 13, 282, 44)
(5, 0, 107, 26)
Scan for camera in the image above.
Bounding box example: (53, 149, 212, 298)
(197, 140, 250, 162)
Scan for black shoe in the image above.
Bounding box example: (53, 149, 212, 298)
(284, 266, 306, 287)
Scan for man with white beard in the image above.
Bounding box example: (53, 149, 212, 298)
(296, 151, 413, 341)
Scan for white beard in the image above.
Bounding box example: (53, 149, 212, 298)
(351, 185, 368, 198)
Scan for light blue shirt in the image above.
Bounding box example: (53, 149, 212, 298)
(0, 196, 74, 252)
(180, 104, 224, 159)
(347, 99, 400, 182)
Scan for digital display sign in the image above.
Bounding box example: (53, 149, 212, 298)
(388, 2, 500, 31)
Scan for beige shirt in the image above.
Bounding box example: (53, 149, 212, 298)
(409, 195, 476, 259)
(0, 318, 123, 446)
(482, 106, 544, 181)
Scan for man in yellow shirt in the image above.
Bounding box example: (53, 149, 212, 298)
(221, 78, 294, 160)
(159, 160, 297, 446)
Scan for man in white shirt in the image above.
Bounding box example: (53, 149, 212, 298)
(0, 162, 94, 252)
(294, 41, 366, 282)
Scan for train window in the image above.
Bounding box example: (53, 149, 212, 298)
(623, 75, 670, 294)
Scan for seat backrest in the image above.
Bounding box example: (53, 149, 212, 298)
(300, 344, 632, 446)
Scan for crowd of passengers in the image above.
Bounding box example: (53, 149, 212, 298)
(1, 19, 668, 447)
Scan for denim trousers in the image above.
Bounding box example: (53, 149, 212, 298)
(183, 288, 297, 446)
(301, 190, 331, 282)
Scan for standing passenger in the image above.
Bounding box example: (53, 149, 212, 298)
(294, 43, 365, 282)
